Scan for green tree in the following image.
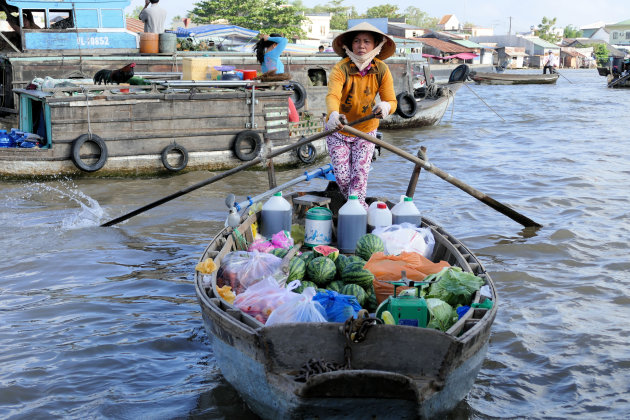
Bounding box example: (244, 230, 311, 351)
(563, 24, 582, 38)
(403, 7, 438, 29)
(190, 0, 306, 37)
(126, 5, 143, 19)
(594, 43, 609, 66)
(535, 16, 561, 43)
(365, 4, 402, 19)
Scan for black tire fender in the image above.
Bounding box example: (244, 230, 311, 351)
(395, 92, 417, 119)
(233, 130, 262, 161)
(449, 64, 471, 83)
(161, 143, 188, 171)
(71, 134, 108, 172)
(286, 81, 306, 109)
(296, 142, 316, 164)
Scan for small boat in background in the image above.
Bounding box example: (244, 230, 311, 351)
(470, 71, 559, 85)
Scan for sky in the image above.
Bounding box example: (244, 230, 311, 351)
(126, 0, 629, 36)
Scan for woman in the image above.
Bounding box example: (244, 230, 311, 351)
(325, 22, 397, 209)
(253, 33, 288, 75)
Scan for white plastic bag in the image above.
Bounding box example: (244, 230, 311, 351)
(372, 223, 435, 258)
(265, 287, 327, 326)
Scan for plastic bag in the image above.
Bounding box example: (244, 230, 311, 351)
(233, 277, 297, 323)
(265, 287, 327, 326)
(215, 250, 283, 294)
(313, 289, 361, 322)
(372, 223, 435, 258)
(364, 251, 450, 304)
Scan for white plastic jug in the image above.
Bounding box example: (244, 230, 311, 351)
(261, 191, 292, 238)
(391, 196, 421, 227)
(369, 202, 392, 231)
(337, 195, 367, 253)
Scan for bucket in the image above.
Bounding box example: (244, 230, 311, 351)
(139, 33, 159, 54)
(242, 69, 257, 80)
(159, 33, 177, 53)
(304, 207, 333, 247)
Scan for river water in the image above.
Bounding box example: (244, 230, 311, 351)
(1, 69, 628, 419)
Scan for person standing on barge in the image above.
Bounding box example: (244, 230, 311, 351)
(139, 0, 167, 34)
(325, 22, 397, 209)
(253, 34, 288, 76)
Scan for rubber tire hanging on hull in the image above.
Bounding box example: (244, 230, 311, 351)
(449, 64, 471, 83)
(71, 134, 108, 172)
(296, 142, 316, 163)
(286, 81, 306, 109)
(233, 130, 262, 161)
(395, 92, 417, 119)
(161, 143, 189, 171)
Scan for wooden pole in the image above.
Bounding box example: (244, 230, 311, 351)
(406, 146, 427, 198)
(343, 126, 542, 228)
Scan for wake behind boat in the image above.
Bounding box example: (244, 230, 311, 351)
(470, 71, 559, 85)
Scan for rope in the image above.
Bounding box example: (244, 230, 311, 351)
(293, 310, 382, 382)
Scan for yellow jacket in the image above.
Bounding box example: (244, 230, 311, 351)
(326, 57, 397, 135)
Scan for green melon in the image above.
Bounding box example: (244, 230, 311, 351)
(287, 257, 306, 282)
(306, 256, 337, 286)
(327, 280, 345, 293)
(342, 261, 375, 290)
(313, 245, 339, 261)
(270, 248, 289, 258)
(292, 280, 317, 293)
(365, 285, 377, 312)
(355, 233, 385, 262)
(341, 283, 367, 306)
(334, 254, 350, 274)
(298, 251, 316, 265)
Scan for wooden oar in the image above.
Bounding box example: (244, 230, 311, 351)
(342, 125, 542, 228)
(556, 70, 574, 84)
(101, 115, 375, 227)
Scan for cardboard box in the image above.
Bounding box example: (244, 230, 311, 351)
(182, 57, 222, 80)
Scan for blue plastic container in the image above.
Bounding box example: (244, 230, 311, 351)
(0, 130, 10, 148)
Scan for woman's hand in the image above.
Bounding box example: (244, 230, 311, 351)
(261, 34, 269, 41)
(372, 102, 391, 119)
(327, 111, 346, 129)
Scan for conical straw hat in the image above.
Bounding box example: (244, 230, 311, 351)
(332, 22, 396, 60)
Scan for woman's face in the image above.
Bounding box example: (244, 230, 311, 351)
(352, 32, 375, 56)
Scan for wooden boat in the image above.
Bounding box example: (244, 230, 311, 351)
(470, 71, 559, 85)
(0, 80, 324, 178)
(194, 184, 497, 418)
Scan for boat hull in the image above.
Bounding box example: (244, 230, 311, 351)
(471, 72, 559, 85)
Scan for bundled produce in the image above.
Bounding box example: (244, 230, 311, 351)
(426, 298, 458, 332)
(215, 251, 283, 295)
(233, 277, 297, 323)
(266, 286, 327, 325)
(425, 267, 485, 307)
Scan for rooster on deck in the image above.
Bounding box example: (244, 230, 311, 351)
(93, 63, 136, 85)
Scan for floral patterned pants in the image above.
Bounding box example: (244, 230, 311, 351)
(326, 129, 376, 209)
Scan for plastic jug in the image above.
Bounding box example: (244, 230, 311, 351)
(337, 195, 367, 254)
(0, 130, 10, 148)
(261, 192, 292, 238)
(304, 206, 333, 247)
(368, 202, 392, 231)
(391, 196, 422, 226)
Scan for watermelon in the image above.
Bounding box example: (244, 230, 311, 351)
(306, 256, 337, 286)
(342, 261, 375, 290)
(336, 254, 365, 274)
(270, 248, 289, 258)
(298, 251, 316, 265)
(355, 233, 385, 262)
(365, 285, 377, 312)
(292, 280, 317, 293)
(287, 257, 306, 282)
(341, 283, 367, 306)
(327, 280, 344, 293)
(313, 245, 339, 261)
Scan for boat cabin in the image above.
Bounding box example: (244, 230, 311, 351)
(0, 0, 138, 53)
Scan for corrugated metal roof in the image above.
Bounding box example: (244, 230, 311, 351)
(126, 17, 144, 33)
(438, 15, 453, 25)
(391, 36, 424, 47)
(608, 19, 630, 27)
(452, 39, 492, 49)
(417, 37, 472, 53)
(528, 37, 560, 49)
